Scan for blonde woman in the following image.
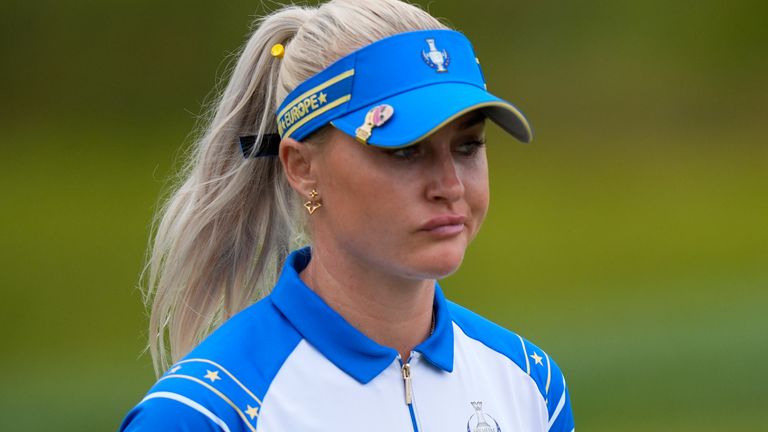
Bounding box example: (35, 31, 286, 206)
(120, 1, 575, 431)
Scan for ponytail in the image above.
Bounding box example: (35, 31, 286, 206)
(143, 0, 447, 375)
(144, 6, 315, 375)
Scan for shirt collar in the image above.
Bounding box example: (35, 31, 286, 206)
(269, 247, 454, 384)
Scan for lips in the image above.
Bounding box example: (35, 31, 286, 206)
(420, 214, 467, 233)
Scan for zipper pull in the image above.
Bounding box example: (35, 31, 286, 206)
(401, 363, 413, 405)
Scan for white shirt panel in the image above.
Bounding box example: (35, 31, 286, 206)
(258, 339, 414, 432)
(259, 326, 550, 432)
(409, 323, 549, 431)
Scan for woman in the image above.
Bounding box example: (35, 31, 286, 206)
(121, 0, 574, 431)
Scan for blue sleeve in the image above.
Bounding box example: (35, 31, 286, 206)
(510, 334, 573, 432)
(119, 395, 227, 432)
(548, 384, 574, 432)
(543, 356, 574, 432)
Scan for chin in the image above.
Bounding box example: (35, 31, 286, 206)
(407, 244, 467, 279)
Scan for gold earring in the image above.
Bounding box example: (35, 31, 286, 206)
(304, 189, 322, 215)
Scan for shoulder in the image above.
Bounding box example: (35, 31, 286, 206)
(448, 300, 554, 386)
(121, 297, 303, 432)
(448, 301, 575, 432)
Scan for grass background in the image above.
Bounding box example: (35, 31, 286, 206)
(1, 0, 766, 430)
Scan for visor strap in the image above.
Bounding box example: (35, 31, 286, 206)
(239, 134, 280, 158)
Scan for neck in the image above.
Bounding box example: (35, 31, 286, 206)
(300, 246, 435, 361)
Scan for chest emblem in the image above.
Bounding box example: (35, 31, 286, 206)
(422, 38, 450, 73)
(466, 401, 501, 432)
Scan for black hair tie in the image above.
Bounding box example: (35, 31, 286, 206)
(239, 133, 280, 158)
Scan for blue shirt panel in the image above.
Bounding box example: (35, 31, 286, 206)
(121, 298, 303, 432)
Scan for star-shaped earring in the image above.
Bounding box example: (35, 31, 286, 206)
(304, 189, 322, 215)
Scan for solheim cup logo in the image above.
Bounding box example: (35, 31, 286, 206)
(422, 38, 450, 72)
(466, 401, 502, 432)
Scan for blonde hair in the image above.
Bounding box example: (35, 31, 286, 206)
(144, 0, 448, 375)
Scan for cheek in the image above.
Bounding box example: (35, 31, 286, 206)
(318, 153, 394, 237)
(464, 163, 490, 234)
(324, 174, 367, 222)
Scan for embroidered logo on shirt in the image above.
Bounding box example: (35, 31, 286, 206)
(466, 401, 501, 432)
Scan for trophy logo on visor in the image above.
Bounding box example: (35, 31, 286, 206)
(422, 38, 450, 73)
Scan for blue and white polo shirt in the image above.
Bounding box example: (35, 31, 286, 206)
(120, 248, 574, 431)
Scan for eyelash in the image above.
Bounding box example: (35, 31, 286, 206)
(456, 139, 486, 156)
(385, 139, 486, 159)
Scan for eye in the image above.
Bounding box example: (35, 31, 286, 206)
(384, 144, 422, 159)
(455, 138, 486, 156)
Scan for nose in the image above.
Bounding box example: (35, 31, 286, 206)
(425, 150, 464, 203)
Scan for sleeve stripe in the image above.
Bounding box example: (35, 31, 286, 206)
(177, 358, 263, 405)
(544, 351, 552, 396)
(158, 374, 257, 432)
(547, 376, 567, 431)
(517, 334, 531, 375)
(142, 391, 231, 432)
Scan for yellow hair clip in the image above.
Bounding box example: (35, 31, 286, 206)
(270, 43, 285, 59)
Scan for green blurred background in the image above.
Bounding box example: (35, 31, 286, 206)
(1, 0, 766, 430)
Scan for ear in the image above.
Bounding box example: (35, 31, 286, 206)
(279, 137, 317, 196)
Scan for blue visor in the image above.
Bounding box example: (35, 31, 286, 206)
(275, 29, 532, 147)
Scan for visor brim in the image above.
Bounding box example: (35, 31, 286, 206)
(331, 82, 532, 148)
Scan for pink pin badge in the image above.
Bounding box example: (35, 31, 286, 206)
(356, 104, 394, 144)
